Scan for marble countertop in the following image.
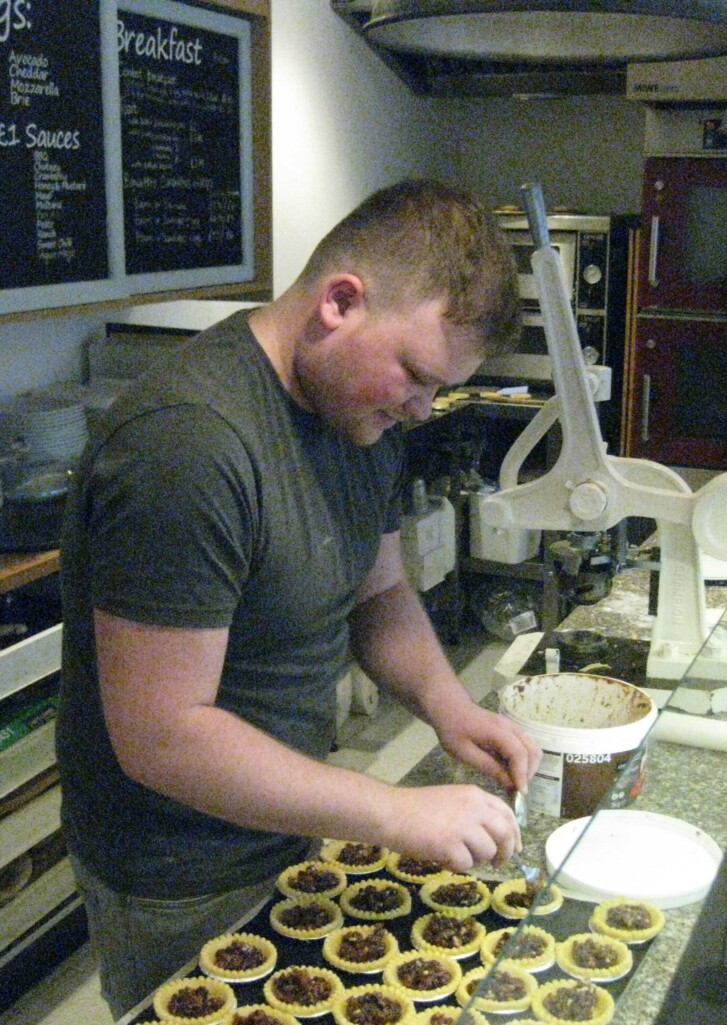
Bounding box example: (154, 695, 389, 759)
(402, 568, 727, 1025)
(401, 730, 726, 1025)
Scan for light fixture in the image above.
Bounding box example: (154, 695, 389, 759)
(365, 1, 727, 64)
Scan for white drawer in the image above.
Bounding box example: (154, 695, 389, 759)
(0, 624, 63, 702)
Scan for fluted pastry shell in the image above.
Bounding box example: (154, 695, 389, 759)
(589, 898, 665, 944)
(480, 925, 555, 973)
(491, 878, 563, 919)
(269, 896, 343, 940)
(530, 978, 614, 1025)
(411, 913, 485, 959)
(264, 966, 344, 1018)
(555, 933, 632, 982)
(200, 933, 277, 983)
(419, 874, 491, 918)
(385, 852, 446, 884)
(221, 1006, 300, 1025)
(277, 861, 347, 899)
(320, 840, 388, 874)
(414, 1004, 465, 1025)
(340, 878, 412, 920)
(456, 964, 537, 1014)
(322, 923, 399, 974)
(383, 950, 462, 1002)
(331, 983, 416, 1025)
(154, 976, 236, 1024)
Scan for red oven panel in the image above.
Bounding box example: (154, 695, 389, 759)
(639, 157, 727, 315)
(625, 315, 727, 469)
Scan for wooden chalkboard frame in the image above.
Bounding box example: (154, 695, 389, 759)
(0, 0, 271, 322)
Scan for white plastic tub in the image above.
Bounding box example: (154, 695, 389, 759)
(499, 673, 657, 819)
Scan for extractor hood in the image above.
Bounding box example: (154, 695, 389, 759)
(332, 2, 727, 97)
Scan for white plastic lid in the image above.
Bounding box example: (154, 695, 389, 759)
(546, 810, 722, 909)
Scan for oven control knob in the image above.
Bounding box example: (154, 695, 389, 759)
(582, 264, 602, 285)
(582, 346, 599, 365)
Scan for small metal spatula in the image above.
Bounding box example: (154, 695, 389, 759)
(511, 790, 546, 886)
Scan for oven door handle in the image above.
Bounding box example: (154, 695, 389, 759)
(648, 215, 660, 288)
(640, 373, 651, 442)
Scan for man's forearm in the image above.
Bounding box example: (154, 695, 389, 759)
(122, 700, 400, 841)
(348, 580, 474, 729)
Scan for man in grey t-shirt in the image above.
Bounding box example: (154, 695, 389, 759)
(57, 180, 541, 1017)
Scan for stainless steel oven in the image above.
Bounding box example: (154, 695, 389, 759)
(472, 211, 638, 454)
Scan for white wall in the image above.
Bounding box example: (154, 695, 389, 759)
(0, 0, 649, 401)
(268, 1, 441, 292)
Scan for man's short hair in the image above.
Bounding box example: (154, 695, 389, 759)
(299, 179, 521, 359)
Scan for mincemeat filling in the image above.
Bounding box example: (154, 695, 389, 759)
(431, 881, 480, 907)
(422, 915, 477, 948)
(504, 881, 553, 909)
(289, 866, 340, 892)
(167, 985, 225, 1017)
(544, 983, 599, 1021)
(233, 1012, 280, 1025)
(396, 855, 443, 876)
(571, 937, 620, 969)
(214, 940, 266, 970)
(273, 968, 332, 1005)
(396, 957, 452, 990)
(338, 924, 388, 961)
(279, 903, 334, 929)
(344, 992, 403, 1025)
(337, 843, 382, 866)
(480, 969, 527, 1001)
(606, 903, 651, 930)
(351, 885, 403, 912)
(493, 929, 547, 959)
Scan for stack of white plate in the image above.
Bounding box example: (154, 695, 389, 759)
(0, 394, 89, 466)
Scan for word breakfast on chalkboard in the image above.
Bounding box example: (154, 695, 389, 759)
(1, 0, 256, 316)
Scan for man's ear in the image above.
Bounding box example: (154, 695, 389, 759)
(319, 274, 365, 329)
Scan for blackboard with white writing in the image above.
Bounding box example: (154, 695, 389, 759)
(118, 6, 245, 275)
(0, 0, 261, 315)
(0, 0, 109, 290)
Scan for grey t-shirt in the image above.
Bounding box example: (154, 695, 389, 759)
(57, 311, 403, 897)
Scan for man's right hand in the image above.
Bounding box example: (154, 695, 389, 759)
(383, 783, 521, 872)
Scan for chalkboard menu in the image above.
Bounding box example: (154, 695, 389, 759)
(0, 0, 109, 290)
(119, 5, 244, 275)
(1, 0, 265, 317)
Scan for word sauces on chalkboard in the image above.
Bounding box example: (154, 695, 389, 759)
(118, 6, 244, 275)
(1, 0, 109, 290)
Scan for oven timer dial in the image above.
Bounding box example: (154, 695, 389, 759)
(582, 264, 603, 285)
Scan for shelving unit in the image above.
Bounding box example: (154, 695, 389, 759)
(0, 550, 59, 595)
(0, 550, 85, 1014)
(405, 395, 566, 638)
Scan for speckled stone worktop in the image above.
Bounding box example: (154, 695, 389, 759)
(402, 569, 727, 1025)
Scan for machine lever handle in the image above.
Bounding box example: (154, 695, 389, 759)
(521, 182, 550, 249)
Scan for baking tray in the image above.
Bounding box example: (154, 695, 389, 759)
(127, 869, 655, 1024)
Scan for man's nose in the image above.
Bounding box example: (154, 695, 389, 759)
(402, 388, 436, 422)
